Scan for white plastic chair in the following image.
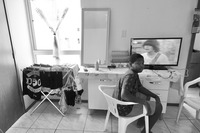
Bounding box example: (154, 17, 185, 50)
(98, 85, 149, 133)
(176, 77, 200, 123)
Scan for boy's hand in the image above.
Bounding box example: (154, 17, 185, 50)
(155, 96, 161, 103)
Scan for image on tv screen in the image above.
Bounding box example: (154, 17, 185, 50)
(130, 38, 182, 66)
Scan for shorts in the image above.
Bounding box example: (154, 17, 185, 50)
(126, 101, 155, 117)
(118, 92, 155, 117)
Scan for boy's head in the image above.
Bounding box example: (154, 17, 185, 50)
(129, 53, 144, 64)
(129, 53, 144, 72)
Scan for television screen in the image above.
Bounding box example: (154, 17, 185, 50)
(130, 37, 182, 68)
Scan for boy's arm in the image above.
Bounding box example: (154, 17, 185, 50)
(121, 87, 146, 104)
(137, 76, 159, 99)
(120, 75, 152, 115)
(138, 86, 158, 98)
(139, 85, 161, 104)
(121, 82, 152, 115)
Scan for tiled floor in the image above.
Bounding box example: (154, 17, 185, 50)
(5, 99, 200, 133)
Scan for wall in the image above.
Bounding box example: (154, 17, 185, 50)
(5, 0, 34, 109)
(81, 0, 198, 103)
(0, 0, 25, 131)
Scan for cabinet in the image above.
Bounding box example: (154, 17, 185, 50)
(78, 68, 179, 114)
(88, 79, 117, 109)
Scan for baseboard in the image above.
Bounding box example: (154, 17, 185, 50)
(25, 100, 37, 112)
(167, 103, 179, 106)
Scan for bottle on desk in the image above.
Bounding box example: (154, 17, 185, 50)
(95, 59, 101, 71)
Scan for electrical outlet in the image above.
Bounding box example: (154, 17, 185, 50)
(121, 30, 127, 38)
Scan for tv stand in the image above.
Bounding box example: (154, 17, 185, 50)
(145, 65, 168, 70)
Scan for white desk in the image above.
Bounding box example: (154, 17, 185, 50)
(78, 67, 180, 114)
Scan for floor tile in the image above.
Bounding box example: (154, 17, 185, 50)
(190, 119, 200, 132)
(111, 115, 141, 133)
(65, 103, 89, 115)
(31, 113, 62, 129)
(151, 120, 170, 133)
(163, 106, 187, 119)
(126, 124, 141, 133)
(57, 114, 87, 130)
(42, 101, 63, 114)
(164, 119, 200, 133)
(11, 112, 40, 128)
(28, 100, 49, 114)
(84, 113, 111, 132)
(6, 127, 28, 133)
(55, 129, 83, 133)
(27, 128, 55, 133)
(112, 117, 169, 133)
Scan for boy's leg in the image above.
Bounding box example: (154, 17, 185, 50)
(137, 101, 156, 128)
(136, 93, 150, 128)
(148, 102, 162, 129)
(137, 117, 145, 128)
(141, 102, 163, 133)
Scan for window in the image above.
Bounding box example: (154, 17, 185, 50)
(27, 0, 81, 65)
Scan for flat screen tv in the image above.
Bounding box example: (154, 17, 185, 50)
(130, 37, 182, 70)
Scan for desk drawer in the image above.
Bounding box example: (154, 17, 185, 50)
(78, 72, 109, 79)
(142, 80, 169, 90)
(88, 73, 108, 79)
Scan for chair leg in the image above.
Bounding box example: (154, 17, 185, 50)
(104, 111, 110, 131)
(145, 116, 149, 133)
(176, 99, 184, 123)
(118, 118, 127, 133)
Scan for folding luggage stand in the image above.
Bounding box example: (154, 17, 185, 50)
(30, 88, 65, 116)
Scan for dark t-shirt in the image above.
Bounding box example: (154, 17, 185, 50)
(113, 69, 143, 116)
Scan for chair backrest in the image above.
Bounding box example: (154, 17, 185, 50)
(98, 85, 138, 118)
(184, 77, 200, 97)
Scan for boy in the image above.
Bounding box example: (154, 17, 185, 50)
(113, 53, 162, 133)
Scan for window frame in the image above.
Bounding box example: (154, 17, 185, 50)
(25, 0, 81, 64)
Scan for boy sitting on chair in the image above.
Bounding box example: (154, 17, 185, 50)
(113, 53, 162, 133)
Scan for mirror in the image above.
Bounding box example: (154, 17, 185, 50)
(81, 8, 110, 67)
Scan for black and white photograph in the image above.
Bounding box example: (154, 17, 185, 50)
(1, 0, 200, 133)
